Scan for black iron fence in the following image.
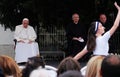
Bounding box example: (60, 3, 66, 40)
(109, 31, 120, 54)
(38, 25, 67, 60)
(38, 26, 67, 51)
(38, 25, 120, 60)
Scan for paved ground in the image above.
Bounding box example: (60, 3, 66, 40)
(0, 45, 14, 58)
(45, 60, 87, 68)
(40, 51, 89, 68)
(0, 45, 87, 68)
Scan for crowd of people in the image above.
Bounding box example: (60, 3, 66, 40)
(0, 54, 120, 77)
(0, 1, 120, 77)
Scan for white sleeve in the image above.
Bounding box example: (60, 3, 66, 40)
(14, 26, 22, 41)
(102, 31, 111, 41)
(29, 27, 37, 41)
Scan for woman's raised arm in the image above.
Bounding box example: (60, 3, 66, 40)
(109, 2, 120, 36)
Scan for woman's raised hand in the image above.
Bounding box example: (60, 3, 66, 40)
(114, 2, 120, 11)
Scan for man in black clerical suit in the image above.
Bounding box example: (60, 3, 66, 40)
(65, 13, 86, 57)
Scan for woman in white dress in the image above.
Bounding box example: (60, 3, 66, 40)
(74, 2, 120, 60)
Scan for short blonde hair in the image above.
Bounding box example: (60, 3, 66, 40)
(85, 56, 105, 77)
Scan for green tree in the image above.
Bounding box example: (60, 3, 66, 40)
(0, 0, 39, 30)
(0, 0, 95, 31)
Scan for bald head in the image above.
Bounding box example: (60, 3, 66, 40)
(101, 55, 120, 77)
(72, 13, 79, 24)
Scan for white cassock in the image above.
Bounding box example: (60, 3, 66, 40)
(14, 25, 39, 63)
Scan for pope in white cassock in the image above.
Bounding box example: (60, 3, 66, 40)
(14, 18, 39, 63)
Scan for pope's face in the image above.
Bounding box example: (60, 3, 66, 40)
(22, 20, 29, 28)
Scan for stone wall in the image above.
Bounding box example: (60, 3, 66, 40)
(0, 25, 15, 59)
(0, 45, 15, 59)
